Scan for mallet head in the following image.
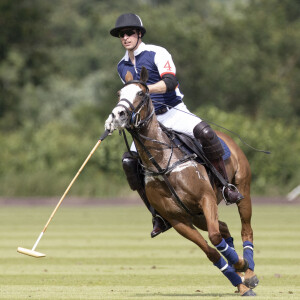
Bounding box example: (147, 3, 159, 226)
(17, 247, 46, 258)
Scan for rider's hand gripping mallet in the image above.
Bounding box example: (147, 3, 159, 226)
(17, 130, 110, 258)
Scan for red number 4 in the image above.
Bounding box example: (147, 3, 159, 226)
(164, 61, 172, 71)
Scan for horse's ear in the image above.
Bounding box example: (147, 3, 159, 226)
(125, 71, 133, 83)
(140, 66, 148, 83)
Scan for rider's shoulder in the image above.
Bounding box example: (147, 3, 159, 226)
(117, 54, 128, 67)
(143, 43, 171, 56)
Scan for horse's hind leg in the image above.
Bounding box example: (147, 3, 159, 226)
(236, 194, 259, 288)
(170, 219, 252, 295)
(235, 174, 259, 288)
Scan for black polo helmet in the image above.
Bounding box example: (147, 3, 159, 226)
(110, 13, 146, 38)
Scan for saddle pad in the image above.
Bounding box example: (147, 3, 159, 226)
(159, 123, 231, 162)
(219, 138, 231, 161)
(173, 134, 231, 162)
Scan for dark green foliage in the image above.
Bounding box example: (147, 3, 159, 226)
(196, 106, 300, 195)
(0, 0, 299, 196)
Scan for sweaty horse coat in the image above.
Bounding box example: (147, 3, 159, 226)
(105, 67, 258, 296)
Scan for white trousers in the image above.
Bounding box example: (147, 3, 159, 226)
(130, 102, 202, 152)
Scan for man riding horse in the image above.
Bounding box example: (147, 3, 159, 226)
(107, 13, 244, 238)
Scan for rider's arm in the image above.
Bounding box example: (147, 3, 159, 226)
(148, 73, 178, 94)
(148, 80, 167, 94)
(149, 46, 178, 94)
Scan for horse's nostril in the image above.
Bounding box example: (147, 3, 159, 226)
(111, 113, 115, 118)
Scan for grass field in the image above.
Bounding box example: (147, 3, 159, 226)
(0, 203, 299, 299)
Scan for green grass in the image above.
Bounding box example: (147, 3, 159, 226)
(0, 204, 299, 299)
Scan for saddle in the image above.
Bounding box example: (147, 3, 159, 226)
(123, 124, 233, 214)
(159, 123, 231, 162)
(159, 123, 231, 187)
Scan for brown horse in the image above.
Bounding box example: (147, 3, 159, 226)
(105, 67, 258, 296)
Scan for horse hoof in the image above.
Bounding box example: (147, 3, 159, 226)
(235, 258, 249, 273)
(242, 289, 256, 296)
(244, 275, 259, 289)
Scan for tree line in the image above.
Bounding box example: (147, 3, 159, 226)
(0, 0, 299, 197)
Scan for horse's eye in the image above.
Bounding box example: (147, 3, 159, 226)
(138, 91, 144, 96)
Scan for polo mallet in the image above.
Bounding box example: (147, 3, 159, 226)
(17, 130, 110, 258)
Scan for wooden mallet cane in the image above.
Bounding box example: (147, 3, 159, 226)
(17, 130, 110, 258)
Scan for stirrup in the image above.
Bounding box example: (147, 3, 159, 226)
(152, 214, 169, 228)
(151, 215, 171, 238)
(222, 184, 243, 205)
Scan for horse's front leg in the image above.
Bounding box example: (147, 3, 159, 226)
(193, 215, 232, 240)
(192, 214, 242, 279)
(170, 218, 252, 296)
(200, 194, 256, 295)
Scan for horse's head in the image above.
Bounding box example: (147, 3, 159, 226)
(105, 67, 154, 133)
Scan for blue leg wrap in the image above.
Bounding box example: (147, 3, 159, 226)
(216, 238, 239, 265)
(225, 237, 235, 266)
(225, 237, 234, 249)
(243, 241, 255, 271)
(214, 257, 242, 286)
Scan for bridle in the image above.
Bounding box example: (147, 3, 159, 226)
(116, 81, 196, 216)
(115, 80, 154, 129)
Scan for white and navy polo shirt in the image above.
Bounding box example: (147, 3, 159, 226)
(117, 42, 184, 111)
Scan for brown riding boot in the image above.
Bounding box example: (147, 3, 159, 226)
(193, 121, 244, 205)
(136, 184, 171, 238)
(151, 215, 172, 238)
(212, 157, 244, 204)
(122, 151, 172, 237)
(137, 187, 171, 238)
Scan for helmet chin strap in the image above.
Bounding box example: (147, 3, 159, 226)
(132, 30, 141, 51)
(126, 30, 141, 63)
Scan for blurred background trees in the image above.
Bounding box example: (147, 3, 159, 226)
(0, 0, 299, 197)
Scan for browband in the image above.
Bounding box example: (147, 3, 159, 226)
(124, 80, 149, 92)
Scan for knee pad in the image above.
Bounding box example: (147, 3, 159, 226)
(122, 151, 144, 191)
(193, 121, 224, 160)
(193, 121, 215, 142)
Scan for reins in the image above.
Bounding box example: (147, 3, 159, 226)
(127, 129, 195, 216)
(151, 99, 271, 155)
(119, 80, 195, 216)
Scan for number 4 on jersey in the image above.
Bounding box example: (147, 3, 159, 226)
(164, 61, 172, 71)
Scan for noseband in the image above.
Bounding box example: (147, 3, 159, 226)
(116, 80, 154, 129)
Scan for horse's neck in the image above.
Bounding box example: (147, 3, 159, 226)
(145, 117, 164, 143)
(134, 117, 177, 168)
(135, 116, 164, 149)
